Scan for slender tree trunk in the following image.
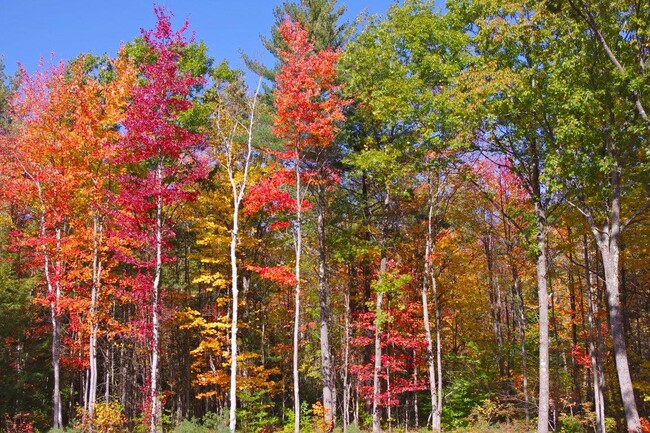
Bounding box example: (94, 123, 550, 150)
(106, 342, 112, 403)
(484, 231, 505, 378)
(39, 201, 63, 430)
(317, 183, 335, 430)
(503, 206, 529, 423)
(514, 276, 530, 423)
(567, 243, 581, 407)
(293, 164, 302, 433)
(150, 161, 163, 433)
(372, 254, 387, 433)
(550, 286, 561, 426)
(387, 359, 392, 433)
(413, 348, 419, 429)
(422, 187, 440, 433)
(229, 202, 240, 433)
(535, 203, 550, 433)
(226, 79, 258, 433)
(50, 226, 63, 430)
(51, 291, 63, 430)
(431, 274, 442, 433)
(88, 214, 102, 423)
(584, 237, 606, 433)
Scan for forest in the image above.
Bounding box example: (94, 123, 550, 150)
(0, 1, 649, 432)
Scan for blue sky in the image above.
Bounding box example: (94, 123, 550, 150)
(0, 1, 404, 85)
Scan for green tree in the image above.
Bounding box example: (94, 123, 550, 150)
(341, 1, 467, 430)
(450, 1, 568, 430)
(543, 4, 650, 430)
(243, 0, 351, 81)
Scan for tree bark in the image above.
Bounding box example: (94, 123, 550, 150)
(535, 203, 550, 433)
(48, 225, 63, 430)
(343, 290, 351, 433)
(580, 147, 642, 432)
(431, 274, 443, 433)
(584, 237, 606, 433)
(293, 163, 302, 433)
(422, 186, 440, 433)
(226, 78, 258, 433)
(597, 236, 640, 432)
(513, 276, 530, 423)
(150, 160, 163, 433)
(87, 214, 103, 424)
(567, 242, 581, 407)
(317, 183, 335, 430)
(372, 254, 387, 433)
(228, 199, 240, 433)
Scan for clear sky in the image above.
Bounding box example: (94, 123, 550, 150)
(0, 1, 405, 85)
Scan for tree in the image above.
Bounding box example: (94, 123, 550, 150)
(341, 2, 468, 430)
(451, 1, 567, 430)
(542, 6, 650, 428)
(203, 62, 262, 433)
(5, 60, 84, 430)
(243, 0, 350, 82)
(267, 19, 346, 431)
(557, 0, 650, 131)
(114, 8, 206, 432)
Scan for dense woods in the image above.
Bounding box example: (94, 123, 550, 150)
(1, 1, 649, 432)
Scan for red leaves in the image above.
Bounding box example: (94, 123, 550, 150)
(114, 6, 206, 286)
(246, 264, 296, 287)
(640, 418, 650, 433)
(246, 19, 346, 234)
(571, 345, 592, 369)
(245, 166, 314, 220)
(274, 20, 347, 151)
(349, 299, 428, 407)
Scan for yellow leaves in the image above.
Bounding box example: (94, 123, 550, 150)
(75, 402, 126, 433)
(191, 272, 227, 290)
(179, 305, 281, 402)
(178, 308, 229, 333)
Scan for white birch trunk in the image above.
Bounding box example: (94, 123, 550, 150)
(372, 255, 387, 433)
(293, 163, 302, 433)
(535, 203, 550, 433)
(227, 78, 258, 433)
(150, 160, 163, 433)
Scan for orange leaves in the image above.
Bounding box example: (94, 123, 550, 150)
(571, 345, 592, 370)
(274, 19, 348, 153)
(246, 264, 296, 287)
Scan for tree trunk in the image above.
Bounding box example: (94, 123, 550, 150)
(343, 289, 351, 433)
(422, 188, 440, 433)
(150, 161, 163, 433)
(567, 243, 581, 407)
(584, 237, 606, 433)
(431, 274, 442, 433)
(597, 237, 640, 432)
(372, 254, 387, 433)
(226, 81, 257, 433)
(413, 348, 419, 429)
(87, 214, 102, 423)
(51, 299, 63, 429)
(229, 199, 240, 433)
(483, 232, 505, 379)
(317, 184, 335, 430)
(513, 276, 530, 423)
(47, 224, 63, 430)
(582, 156, 642, 432)
(293, 164, 302, 433)
(535, 203, 550, 433)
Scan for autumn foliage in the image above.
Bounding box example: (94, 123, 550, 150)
(1, 2, 650, 433)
